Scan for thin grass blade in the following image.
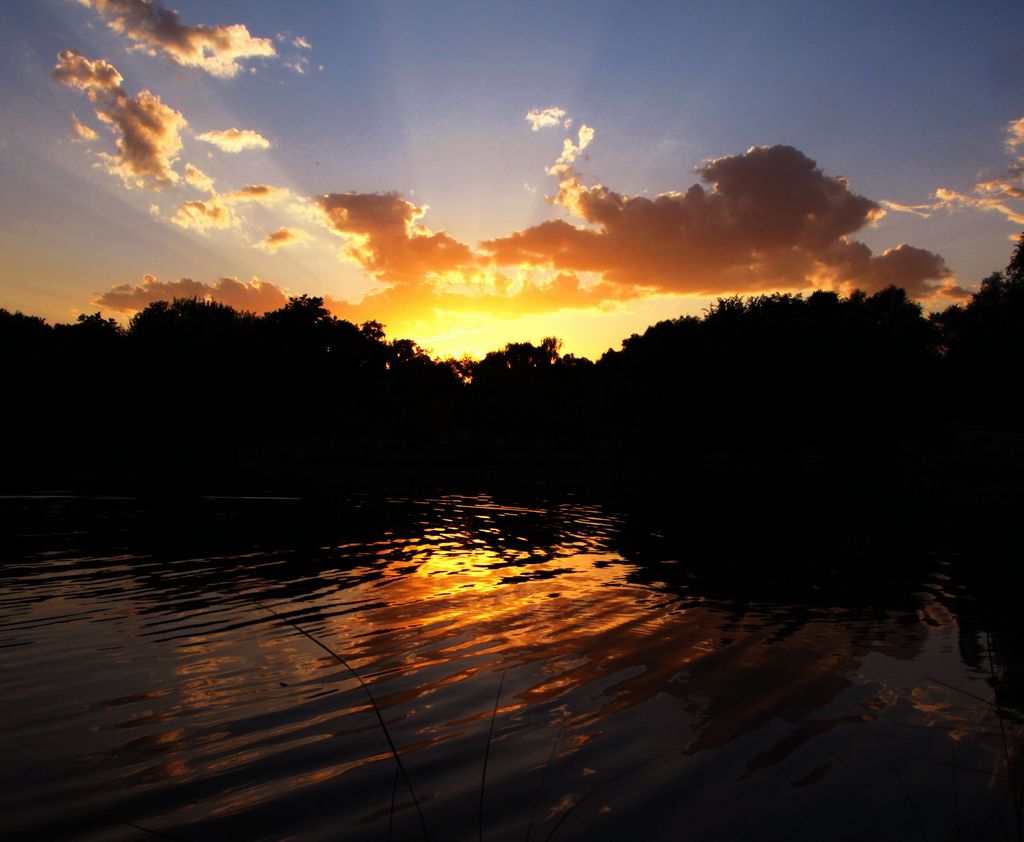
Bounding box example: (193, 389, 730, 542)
(253, 599, 431, 842)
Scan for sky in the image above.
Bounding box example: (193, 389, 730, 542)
(1, 0, 1022, 359)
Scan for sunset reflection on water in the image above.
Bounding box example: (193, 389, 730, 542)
(0, 495, 1019, 841)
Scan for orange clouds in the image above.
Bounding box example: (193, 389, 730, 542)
(196, 128, 271, 153)
(933, 186, 1024, 227)
(306, 140, 952, 325)
(171, 196, 235, 231)
(820, 240, 950, 298)
(315, 192, 476, 283)
(934, 280, 973, 300)
(224, 184, 289, 203)
(257, 227, 311, 253)
(484, 144, 949, 297)
(53, 50, 186, 189)
(1005, 117, 1024, 152)
(58, 47, 956, 329)
(71, 116, 97, 142)
(927, 116, 1024, 227)
(96, 274, 288, 313)
(976, 166, 1024, 201)
(170, 184, 289, 231)
(307, 187, 641, 327)
(329, 270, 637, 329)
(77, 0, 275, 78)
(52, 50, 123, 91)
(183, 162, 214, 192)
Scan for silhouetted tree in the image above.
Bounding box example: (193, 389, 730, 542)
(3, 232, 1024, 489)
(1007, 232, 1024, 284)
(932, 233, 1024, 428)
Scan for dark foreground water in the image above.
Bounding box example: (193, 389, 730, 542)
(0, 494, 1021, 841)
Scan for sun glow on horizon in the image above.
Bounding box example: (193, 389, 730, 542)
(1, 0, 1021, 352)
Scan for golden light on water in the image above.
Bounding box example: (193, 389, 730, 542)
(4, 495, 1020, 839)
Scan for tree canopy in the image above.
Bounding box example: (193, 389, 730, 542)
(3, 235, 1023, 487)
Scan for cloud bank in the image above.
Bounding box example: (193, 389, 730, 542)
(486, 144, 949, 297)
(96, 274, 288, 312)
(81, 90, 955, 325)
(302, 141, 950, 326)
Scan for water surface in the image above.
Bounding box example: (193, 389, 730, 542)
(0, 494, 1019, 841)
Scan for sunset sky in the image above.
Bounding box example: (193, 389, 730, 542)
(1, 0, 1023, 359)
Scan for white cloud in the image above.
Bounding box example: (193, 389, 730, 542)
(547, 124, 596, 176)
(196, 128, 271, 153)
(526, 107, 567, 132)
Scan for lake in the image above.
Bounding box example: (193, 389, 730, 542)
(1, 493, 1020, 841)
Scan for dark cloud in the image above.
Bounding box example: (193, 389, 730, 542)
(822, 240, 951, 297)
(314, 192, 476, 283)
(933, 281, 973, 301)
(483, 145, 950, 296)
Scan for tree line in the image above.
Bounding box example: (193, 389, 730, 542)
(2, 234, 1022, 489)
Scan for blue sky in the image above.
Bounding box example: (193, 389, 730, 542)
(1, 0, 1022, 357)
